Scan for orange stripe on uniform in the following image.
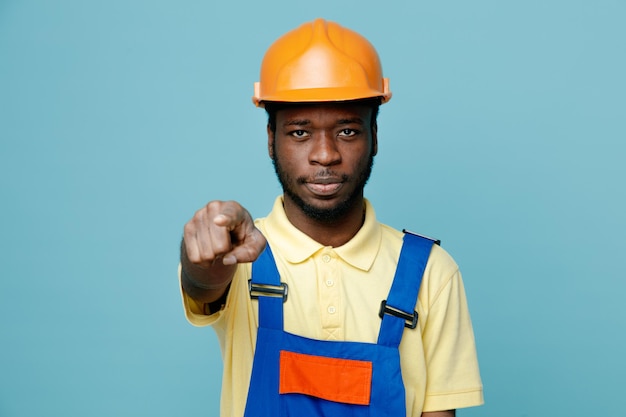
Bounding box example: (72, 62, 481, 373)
(278, 350, 372, 405)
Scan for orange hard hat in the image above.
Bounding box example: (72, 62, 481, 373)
(252, 18, 391, 107)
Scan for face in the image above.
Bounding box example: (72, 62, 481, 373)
(268, 102, 378, 223)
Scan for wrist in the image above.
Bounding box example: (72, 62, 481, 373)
(181, 266, 230, 291)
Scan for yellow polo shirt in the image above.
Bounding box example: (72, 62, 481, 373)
(181, 197, 483, 416)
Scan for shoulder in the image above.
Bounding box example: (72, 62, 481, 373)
(378, 223, 461, 311)
(428, 243, 460, 276)
(420, 243, 463, 313)
(378, 223, 459, 272)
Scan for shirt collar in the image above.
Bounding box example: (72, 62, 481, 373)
(263, 196, 381, 271)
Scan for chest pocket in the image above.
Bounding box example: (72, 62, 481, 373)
(279, 350, 372, 405)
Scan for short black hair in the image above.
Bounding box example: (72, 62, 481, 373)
(265, 98, 381, 134)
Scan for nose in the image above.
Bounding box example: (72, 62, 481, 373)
(309, 133, 341, 166)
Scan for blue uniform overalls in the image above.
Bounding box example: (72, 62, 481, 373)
(244, 232, 436, 417)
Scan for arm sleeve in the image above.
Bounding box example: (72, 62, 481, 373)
(421, 268, 484, 411)
(178, 264, 223, 327)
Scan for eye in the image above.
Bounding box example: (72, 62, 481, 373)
(290, 130, 309, 139)
(338, 128, 358, 137)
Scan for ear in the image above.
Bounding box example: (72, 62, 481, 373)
(371, 122, 378, 156)
(267, 124, 275, 160)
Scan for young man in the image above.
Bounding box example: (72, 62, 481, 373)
(180, 18, 483, 417)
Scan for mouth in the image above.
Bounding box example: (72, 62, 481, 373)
(303, 177, 344, 197)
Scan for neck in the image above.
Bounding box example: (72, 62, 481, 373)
(283, 196, 366, 247)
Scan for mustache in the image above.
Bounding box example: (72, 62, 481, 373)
(296, 169, 349, 184)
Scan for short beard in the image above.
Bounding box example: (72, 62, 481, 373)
(272, 143, 374, 223)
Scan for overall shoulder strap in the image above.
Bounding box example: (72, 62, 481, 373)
(377, 231, 438, 347)
(250, 245, 286, 330)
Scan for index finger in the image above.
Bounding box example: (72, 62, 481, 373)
(212, 202, 246, 230)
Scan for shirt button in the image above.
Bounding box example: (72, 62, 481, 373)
(327, 306, 336, 314)
(322, 254, 331, 263)
(325, 279, 334, 287)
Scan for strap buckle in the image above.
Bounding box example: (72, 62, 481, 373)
(402, 229, 441, 246)
(248, 280, 289, 302)
(378, 300, 418, 329)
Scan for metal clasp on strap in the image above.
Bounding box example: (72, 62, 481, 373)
(379, 300, 418, 329)
(402, 229, 441, 246)
(248, 280, 289, 302)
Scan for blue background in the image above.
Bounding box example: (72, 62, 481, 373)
(1, 1, 624, 416)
